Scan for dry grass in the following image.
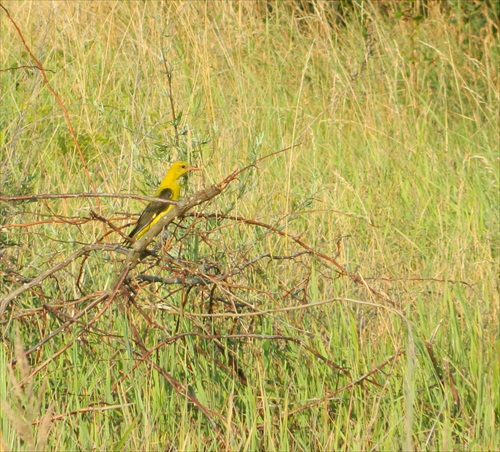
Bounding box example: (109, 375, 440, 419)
(1, 1, 498, 450)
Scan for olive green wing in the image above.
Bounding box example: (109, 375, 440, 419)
(128, 187, 174, 240)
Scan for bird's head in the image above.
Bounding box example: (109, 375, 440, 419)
(169, 161, 200, 180)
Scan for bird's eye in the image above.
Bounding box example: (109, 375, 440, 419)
(182, 165, 186, 168)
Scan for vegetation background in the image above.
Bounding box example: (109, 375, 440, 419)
(0, 0, 498, 450)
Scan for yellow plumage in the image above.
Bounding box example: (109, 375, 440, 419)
(128, 161, 199, 241)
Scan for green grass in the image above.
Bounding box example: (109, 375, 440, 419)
(1, 1, 498, 450)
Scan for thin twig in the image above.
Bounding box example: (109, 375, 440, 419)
(0, 4, 96, 192)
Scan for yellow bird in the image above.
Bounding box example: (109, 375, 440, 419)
(127, 161, 199, 241)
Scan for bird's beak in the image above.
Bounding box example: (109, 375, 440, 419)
(186, 165, 200, 172)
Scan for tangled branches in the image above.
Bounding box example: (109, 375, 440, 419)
(0, 160, 404, 438)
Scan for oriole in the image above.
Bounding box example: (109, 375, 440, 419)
(127, 161, 199, 241)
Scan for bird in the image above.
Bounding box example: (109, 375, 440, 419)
(127, 161, 199, 242)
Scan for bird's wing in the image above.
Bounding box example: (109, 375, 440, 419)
(128, 187, 174, 239)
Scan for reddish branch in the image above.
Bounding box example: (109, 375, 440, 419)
(0, 3, 95, 192)
(288, 349, 405, 417)
(189, 212, 397, 306)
